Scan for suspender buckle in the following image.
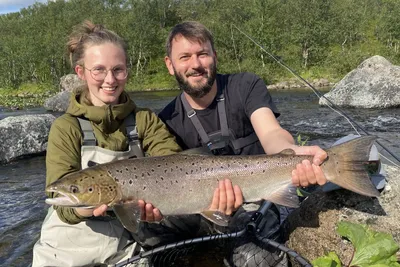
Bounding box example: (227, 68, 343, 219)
(187, 110, 196, 118)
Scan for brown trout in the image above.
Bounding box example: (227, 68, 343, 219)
(46, 136, 380, 231)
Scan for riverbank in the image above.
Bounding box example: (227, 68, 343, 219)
(0, 78, 335, 110)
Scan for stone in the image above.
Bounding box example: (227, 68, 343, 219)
(320, 55, 400, 108)
(286, 164, 400, 266)
(59, 74, 85, 92)
(43, 91, 71, 112)
(0, 114, 56, 163)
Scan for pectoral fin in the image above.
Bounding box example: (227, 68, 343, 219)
(264, 184, 300, 208)
(112, 201, 141, 233)
(200, 210, 230, 227)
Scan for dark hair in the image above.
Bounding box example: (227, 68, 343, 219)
(67, 20, 128, 67)
(166, 21, 215, 57)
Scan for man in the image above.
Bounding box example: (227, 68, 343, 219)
(158, 21, 328, 266)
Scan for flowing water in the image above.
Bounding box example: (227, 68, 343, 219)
(0, 89, 399, 266)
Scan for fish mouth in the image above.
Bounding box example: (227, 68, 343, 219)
(45, 190, 81, 207)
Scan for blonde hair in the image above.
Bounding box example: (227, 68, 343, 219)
(67, 20, 127, 68)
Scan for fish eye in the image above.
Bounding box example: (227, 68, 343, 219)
(88, 187, 94, 193)
(70, 185, 79, 194)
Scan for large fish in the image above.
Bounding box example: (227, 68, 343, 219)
(46, 136, 380, 232)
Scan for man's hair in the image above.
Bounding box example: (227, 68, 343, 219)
(166, 21, 215, 57)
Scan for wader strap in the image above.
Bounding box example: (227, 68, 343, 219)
(216, 81, 229, 138)
(231, 132, 258, 151)
(125, 113, 138, 143)
(180, 93, 211, 146)
(180, 85, 259, 151)
(77, 114, 144, 158)
(77, 118, 97, 146)
(124, 113, 144, 158)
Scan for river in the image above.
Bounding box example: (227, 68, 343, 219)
(0, 89, 399, 266)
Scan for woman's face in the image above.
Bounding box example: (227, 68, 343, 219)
(76, 42, 127, 106)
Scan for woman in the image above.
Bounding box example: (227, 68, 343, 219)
(31, 21, 185, 266)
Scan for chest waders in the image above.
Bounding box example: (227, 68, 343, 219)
(32, 113, 146, 267)
(180, 85, 258, 155)
(78, 113, 144, 169)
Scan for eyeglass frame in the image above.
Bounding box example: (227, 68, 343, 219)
(82, 65, 129, 81)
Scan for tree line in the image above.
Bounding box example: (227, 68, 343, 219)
(0, 0, 399, 90)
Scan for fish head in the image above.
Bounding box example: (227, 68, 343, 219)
(45, 166, 121, 207)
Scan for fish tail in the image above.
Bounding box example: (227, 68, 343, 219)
(323, 136, 380, 197)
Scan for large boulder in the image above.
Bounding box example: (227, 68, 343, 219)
(0, 114, 56, 163)
(43, 90, 71, 112)
(44, 74, 85, 112)
(286, 163, 400, 266)
(59, 74, 85, 92)
(320, 56, 400, 108)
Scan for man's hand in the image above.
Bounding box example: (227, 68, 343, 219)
(209, 178, 243, 215)
(138, 200, 163, 222)
(291, 145, 328, 187)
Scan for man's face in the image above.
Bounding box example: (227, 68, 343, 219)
(165, 35, 217, 98)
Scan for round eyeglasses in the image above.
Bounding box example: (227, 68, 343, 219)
(83, 66, 128, 81)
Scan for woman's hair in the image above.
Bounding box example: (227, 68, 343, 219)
(67, 20, 128, 68)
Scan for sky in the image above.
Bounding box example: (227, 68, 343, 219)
(0, 0, 48, 15)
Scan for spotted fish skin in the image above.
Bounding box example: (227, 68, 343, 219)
(46, 136, 380, 218)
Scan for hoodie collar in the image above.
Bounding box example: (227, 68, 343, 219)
(66, 91, 136, 133)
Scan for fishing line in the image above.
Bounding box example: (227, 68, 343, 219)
(231, 24, 400, 165)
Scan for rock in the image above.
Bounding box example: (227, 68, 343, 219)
(44, 74, 85, 112)
(286, 164, 400, 266)
(0, 114, 56, 164)
(43, 91, 71, 112)
(59, 74, 85, 92)
(320, 55, 400, 108)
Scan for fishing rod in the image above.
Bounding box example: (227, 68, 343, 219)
(231, 24, 400, 165)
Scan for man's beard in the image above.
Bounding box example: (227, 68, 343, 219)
(174, 64, 217, 99)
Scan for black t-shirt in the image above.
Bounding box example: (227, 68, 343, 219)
(159, 72, 280, 155)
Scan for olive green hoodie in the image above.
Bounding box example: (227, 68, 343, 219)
(46, 91, 182, 224)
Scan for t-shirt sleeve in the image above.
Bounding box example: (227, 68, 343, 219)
(241, 73, 280, 118)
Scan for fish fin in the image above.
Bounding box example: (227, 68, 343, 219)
(324, 136, 380, 197)
(264, 184, 300, 208)
(112, 201, 141, 233)
(180, 147, 213, 155)
(277, 149, 296, 155)
(200, 210, 230, 227)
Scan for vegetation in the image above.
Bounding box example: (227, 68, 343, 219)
(313, 221, 400, 267)
(1, 0, 400, 97)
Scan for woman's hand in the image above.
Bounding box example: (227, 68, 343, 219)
(75, 204, 108, 217)
(138, 200, 163, 222)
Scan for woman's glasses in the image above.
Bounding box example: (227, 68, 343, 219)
(84, 66, 128, 81)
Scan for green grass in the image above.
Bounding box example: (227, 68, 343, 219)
(0, 82, 57, 109)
